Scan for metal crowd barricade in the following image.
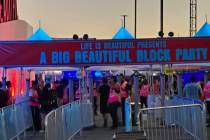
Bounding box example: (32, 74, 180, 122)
(81, 102, 94, 128)
(0, 99, 33, 140)
(45, 101, 94, 140)
(139, 104, 207, 140)
(125, 98, 132, 132)
(169, 96, 204, 106)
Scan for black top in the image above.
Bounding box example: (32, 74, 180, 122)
(99, 84, 110, 113)
(0, 89, 7, 108)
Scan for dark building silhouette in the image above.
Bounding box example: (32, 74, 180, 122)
(0, 0, 18, 23)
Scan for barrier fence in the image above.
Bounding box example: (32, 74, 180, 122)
(0, 99, 33, 140)
(135, 95, 207, 140)
(45, 101, 94, 140)
(81, 102, 94, 128)
(139, 104, 207, 140)
(148, 95, 204, 110)
(165, 96, 204, 107)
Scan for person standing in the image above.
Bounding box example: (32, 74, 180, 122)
(57, 80, 64, 106)
(204, 80, 210, 127)
(40, 83, 52, 113)
(75, 86, 81, 101)
(197, 79, 205, 101)
(99, 78, 110, 127)
(0, 82, 6, 108)
(108, 76, 121, 129)
(29, 81, 41, 131)
(51, 81, 58, 109)
(120, 80, 128, 126)
(5, 81, 12, 105)
(63, 80, 69, 105)
(172, 75, 178, 95)
(125, 78, 132, 97)
(140, 79, 150, 108)
(93, 81, 98, 115)
(183, 76, 201, 100)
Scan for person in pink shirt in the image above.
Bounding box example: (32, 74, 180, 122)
(204, 81, 210, 126)
(108, 76, 121, 129)
(140, 79, 150, 108)
(204, 81, 210, 99)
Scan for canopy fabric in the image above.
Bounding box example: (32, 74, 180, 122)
(112, 27, 134, 39)
(195, 22, 210, 37)
(27, 27, 52, 40)
(23, 67, 79, 71)
(87, 63, 210, 73)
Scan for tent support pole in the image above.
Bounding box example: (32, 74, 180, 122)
(160, 65, 165, 106)
(204, 71, 208, 85)
(25, 70, 30, 97)
(177, 72, 183, 96)
(133, 72, 139, 125)
(2, 68, 7, 90)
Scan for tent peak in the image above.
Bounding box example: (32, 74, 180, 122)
(112, 27, 134, 39)
(195, 22, 210, 37)
(27, 27, 52, 41)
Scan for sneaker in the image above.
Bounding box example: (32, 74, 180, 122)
(112, 133, 116, 139)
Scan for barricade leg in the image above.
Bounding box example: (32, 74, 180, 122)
(202, 106, 208, 140)
(1, 111, 7, 140)
(79, 101, 83, 137)
(125, 99, 132, 132)
(14, 105, 20, 140)
(23, 131, 26, 137)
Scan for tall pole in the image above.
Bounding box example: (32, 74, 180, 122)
(160, 0, 164, 37)
(177, 72, 183, 96)
(204, 71, 209, 85)
(68, 77, 74, 102)
(134, 0, 137, 38)
(133, 72, 139, 125)
(160, 65, 165, 106)
(189, 0, 197, 37)
(25, 70, 30, 97)
(121, 15, 128, 28)
(2, 68, 6, 90)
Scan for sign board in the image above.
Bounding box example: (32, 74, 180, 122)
(0, 37, 209, 67)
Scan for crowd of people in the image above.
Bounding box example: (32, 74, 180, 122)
(28, 75, 134, 130)
(29, 78, 80, 131)
(96, 74, 210, 129)
(98, 76, 132, 129)
(96, 75, 158, 129)
(1, 72, 210, 131)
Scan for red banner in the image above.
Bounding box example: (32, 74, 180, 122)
(0, 37, 210, 67)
